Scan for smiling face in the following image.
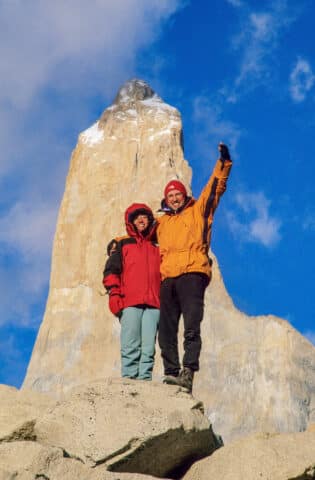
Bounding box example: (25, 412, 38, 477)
(166, 189, 186, 211)
(133, 214, 149, 232)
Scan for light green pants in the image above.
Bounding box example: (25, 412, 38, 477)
(120, 306, 159, 380)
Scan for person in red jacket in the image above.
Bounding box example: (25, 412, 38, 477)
(103, 203, 160, 380)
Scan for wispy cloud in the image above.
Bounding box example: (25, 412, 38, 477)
(227, 191, 282, 247)
(226, 0, 244, 7)
(0, 0, 182, 176)
(0, 0, 183, 328)
(224, 1, 296, 101)
(0, 0, 181, 109)
(289, 58, 315, 102)
(192, 96, 242, 165)
(0, 201, 57, 259)
(0, 200, 57, 317)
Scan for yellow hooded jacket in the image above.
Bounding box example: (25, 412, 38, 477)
(157, 157, 232, 281)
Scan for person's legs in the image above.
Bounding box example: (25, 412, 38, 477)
(176, 273, 208, 372)
(120, 307, 142, 378)
(158, 278, 181, 376)
(138, 308, 160, 380)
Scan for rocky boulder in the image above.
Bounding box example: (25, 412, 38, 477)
(34, 378, 216, 478)
(183, 430, 315, 480)
(0, 384, 54, 442)
(0, 378, 216, 479)
(0, 441, 165, 480)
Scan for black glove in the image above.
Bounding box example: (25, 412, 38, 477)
(218, 143, 231, 161)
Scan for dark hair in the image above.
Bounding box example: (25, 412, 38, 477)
(128, 208, 153, 225)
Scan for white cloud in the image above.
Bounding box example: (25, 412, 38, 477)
(225, 1, 295, 100)
(235, 10, 282, 86)
(0, 0, 182, 178)
(0, 200, 57, 327)
(289, 58, 315, 102)
(0, 201, 57, 259)
(0, 0, 183, 329)
(227, 191, 281, 247)
(0, 0, 181, 109)
(0, 263, 46, 328)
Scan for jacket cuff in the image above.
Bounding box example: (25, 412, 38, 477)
(103, 273, 121, 290)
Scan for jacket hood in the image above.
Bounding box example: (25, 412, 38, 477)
(125, 203, 156, 239)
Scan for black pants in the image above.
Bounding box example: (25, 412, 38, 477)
(158, 273, 208, 375)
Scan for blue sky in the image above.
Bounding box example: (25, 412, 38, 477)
(0, 0, 314, 387)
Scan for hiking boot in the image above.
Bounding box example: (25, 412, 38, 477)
(178, 367, 194, 393)
(163, 374, 180, 386)
(163, 368, 194, 393)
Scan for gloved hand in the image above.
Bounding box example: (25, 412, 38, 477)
(218, 142, 231, 161)
(108, 287, 123, 317)
(109, 294, 123, 317)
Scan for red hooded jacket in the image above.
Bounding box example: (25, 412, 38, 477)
(103, 203, 160, 315)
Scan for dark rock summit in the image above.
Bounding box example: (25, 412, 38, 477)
(114, 78, 156, 104)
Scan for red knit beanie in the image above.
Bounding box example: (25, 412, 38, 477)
(164, 180, 187, 198)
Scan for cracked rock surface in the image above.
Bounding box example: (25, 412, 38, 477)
(0, 441, 165, 480)
(183, 430, 315, 480)
(34, 378, 216, 477)
(0, 378, 212, 478)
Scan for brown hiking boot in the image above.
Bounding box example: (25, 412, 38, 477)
(163, 374, 180, 386)
(179, 367, 194, 393)
(163, 368, 194, 393)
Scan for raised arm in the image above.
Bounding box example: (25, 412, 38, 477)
(195, 142, 233, 216)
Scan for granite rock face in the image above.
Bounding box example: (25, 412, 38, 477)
(182, 430, 315, 480)
(197, 264, 315, 441)
(22, 79, 315, 443)
(23, 79, 191, 397)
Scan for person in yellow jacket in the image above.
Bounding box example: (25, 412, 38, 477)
(157, 142, 232, 393)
